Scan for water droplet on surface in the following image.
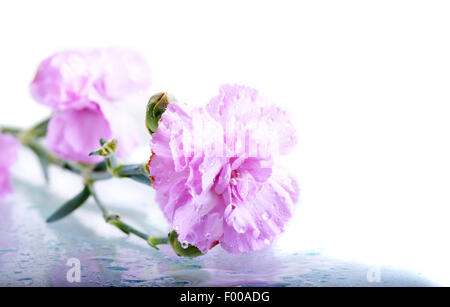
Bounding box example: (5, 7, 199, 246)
(181, 241, 189, 249)
(261, 212, 269, 220)
(264, 238, 270, 245)
(230, 178, 237, 186)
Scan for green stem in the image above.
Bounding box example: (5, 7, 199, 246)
(87, 183, 167, 250)
(4, 123, 163, 249)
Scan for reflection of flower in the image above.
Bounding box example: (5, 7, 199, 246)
(149, 84, 299, 254)
(30, 49, 151, 163)
(0, 132, 19, 198)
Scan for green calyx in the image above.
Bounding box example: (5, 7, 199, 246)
(168, 230, 204, 258)
(145, 92, 172, 134)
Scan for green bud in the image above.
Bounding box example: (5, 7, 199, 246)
(168, 230, 204, 258)
(89, 139, 118, 158)
(145, 92, 173, 134)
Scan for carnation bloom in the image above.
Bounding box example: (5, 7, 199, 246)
(30, 49, 151, 163)
(0, 132, 19, 198)
(149, 84, 299, 254)
(46, 96, 139, 164)
(30, 49, 151, 109)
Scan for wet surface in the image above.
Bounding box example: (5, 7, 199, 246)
(0, 177, 435, 287)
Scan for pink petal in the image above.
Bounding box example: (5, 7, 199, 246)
(0, 133, 19, 198)
(220, 171, 299, 254)
(30, 50, 96, 109)
(91, 48, 152, 102)
(0, 133, 19, 168)
(0, 169, 14, 198)
(46, 101, 112, 164)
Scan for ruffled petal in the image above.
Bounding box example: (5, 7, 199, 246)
(30, 50, 96, 109)
(206, 84, 297, 156)
(90, 48, 152, 102)
(172, 190, 225, 253)
(30, 49, 152, 109)
(220, 171, 299, 254)
(46, 101, 112, 164)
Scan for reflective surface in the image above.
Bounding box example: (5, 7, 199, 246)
(0, 174, 434, 287)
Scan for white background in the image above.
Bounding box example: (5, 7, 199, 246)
(1, 1, 449, 285)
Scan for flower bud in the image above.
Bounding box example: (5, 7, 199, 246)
(168, 230, 204, 258)
(89, 138, 118, 158)
(145, 92, 173, 134)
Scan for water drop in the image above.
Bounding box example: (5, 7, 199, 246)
(264, 238, 270, 245)
(261, 212, 269, 221)
(230, 178, 237, 186)
(181, 241, 189, 249)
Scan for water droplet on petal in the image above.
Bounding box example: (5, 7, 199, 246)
(264, 238, 270, 245)
(261, 212, 269, 221)
(230, 178, 237, 186)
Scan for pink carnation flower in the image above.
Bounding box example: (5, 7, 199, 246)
(30, 49, 151, 163)
(46, 96, 139, 164)
(30, 49, 151, 109)
(149, 84, 299, 254)
(0, 132, 19, 198)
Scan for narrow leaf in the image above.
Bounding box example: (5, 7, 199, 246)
(116, 164, 152, 185)
(46, 186, 91, 223)
(36, 152, 50, 182)
(29, 118, 50, 138)
(27, 141, 50, 182)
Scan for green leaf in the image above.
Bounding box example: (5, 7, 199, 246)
(35, 151, 50, 182)
(168, 230, 204, 258)
(115, 164, 152, 185)
(27, 141, 50, 182)
(46, 186, 91, 223)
